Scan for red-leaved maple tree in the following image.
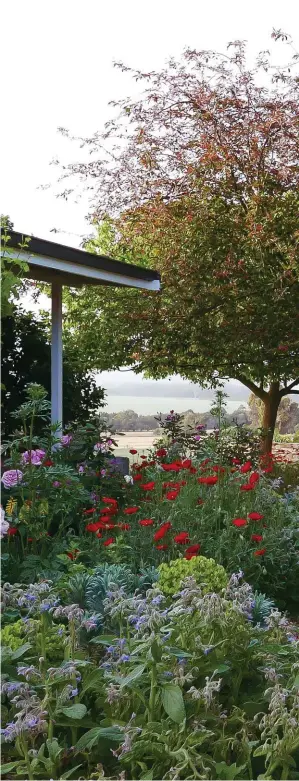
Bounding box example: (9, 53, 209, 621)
(59, 32, 299, 453)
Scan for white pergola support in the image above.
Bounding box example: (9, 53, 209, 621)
(51, 282, 63, 435)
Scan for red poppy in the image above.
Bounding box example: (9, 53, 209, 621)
(166, 490, 180, 500)
(103, 537, 115, 546)
(185, 543, 201, 557)
(43, 459, 54, 467)
(156, 544, 168, 550)
(130, 449, 138, 455)
(67, 549, 80, 560)
(251, 534, 263, 542)
(254, 548, 266, 557)
(124, 506, 140, 515)
(198, 476, 218, 485)
(200, 458, 211, 467)
(102, 497, 118, 505)
(96, 531, 102, 538)
(181, 459, 192, 469)
(189, 467, 197, 474)
(7, 527, 18, 536)
(140, 455, 147, 460)
(263, 467, 273, 474)
(232, 457, 240, 464)
(232, 518, 247, 527)
(100, 506, 117, 515)
(27, 537, 33, 543)
(97, 520, 115, 530)
(85, 522, 101, 532)
(212, 465, 225, 473)
(163, 481, 180, 489)
(133, 474, 142, 482)
(83, 508, 96, 515)
(118, 523, 131, 531)
(153, 522, 172, 542)
(249, 472, 260, 485)
(140, 482, 156, 491)
(240, 461, 252, 474)
(174, 532, 190, 544)
(139, 519, 154, 527)
(240, 483, 254, 492)
(99, 515, 112, 523)
(156, 448, 167, 458)
(162, 463, 181, 472)
(248, 512, 264, 521)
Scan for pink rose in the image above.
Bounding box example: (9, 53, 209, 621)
(21, 449, 46, 466)
(1, 470, 23, 489)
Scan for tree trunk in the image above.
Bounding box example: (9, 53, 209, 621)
(261, 383, 281, 455)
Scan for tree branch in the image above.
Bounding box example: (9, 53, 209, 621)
(280, 378, 299, 396)
(235, 373, 268, 402)
(289, 389, 299, 395)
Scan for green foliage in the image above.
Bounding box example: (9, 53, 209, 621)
(1, 307, 106, 437)
(1, 218, 30, 317)
(158, 556, 228, 596)
(85, 564, 136, 613)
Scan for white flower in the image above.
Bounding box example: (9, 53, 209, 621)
(0, 506, 10, 538)
(124, 475, 133, 485)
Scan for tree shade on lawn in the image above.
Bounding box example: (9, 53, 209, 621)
(58, 33, 299, 453)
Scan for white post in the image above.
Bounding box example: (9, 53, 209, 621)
(51, 282, 63, 437)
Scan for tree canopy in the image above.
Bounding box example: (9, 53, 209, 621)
(59, 33, 299, 451)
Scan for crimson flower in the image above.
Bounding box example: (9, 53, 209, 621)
(140, 455, 147, 459)
(254, 548, 266, 557)
(139, 519, 154, 527)
(232, 457, 240, 464)
(240, 461, 252, 473)
(156, 448, 167, 457)
(43, 459, 54, 467)
(103, 537, 115, 546)
(212, 465, 225, 473)
(198, 476, 218, 485)
(162, 463, 181, 472)
(200, 458, 211, 467)
(130, 449, 138, 455)
(67, 549, 80, 560)
(232, 518, 247, 527)
(133, 474, 142, 482)
(251, 534, 263, 542)
(181, 459, 192, 469)
(248, 512, 264, 521)
(102, 497, 118, 505)
(83, 508, 96, 515)
(86, 523, 97, 532)
(100, 506, 117, 515)
(240, 483, 254, 492)
(140, 482, 156, 491)
(166, 490, 180, 500)
(118, 523, 131, 531)
(124, 506, 140, 515)
(156, 544, 168, 550)
(197, 498, 204, 506)
(7, 527, 18, 536)
(153, 522, 172, 542)
(184, 543, 200, 558)
(189, 467, 197, 474)
(174, 532, 190, 544)
(249, 472, 260, 485)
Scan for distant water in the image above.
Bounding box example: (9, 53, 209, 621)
(104, 396, 249, 415)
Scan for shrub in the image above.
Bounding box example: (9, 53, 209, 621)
(158, 555, 228, 596)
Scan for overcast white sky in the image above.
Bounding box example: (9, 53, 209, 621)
(2, 0, 298, 403)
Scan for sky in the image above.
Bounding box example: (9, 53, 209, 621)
(2, 0, 298, 406)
